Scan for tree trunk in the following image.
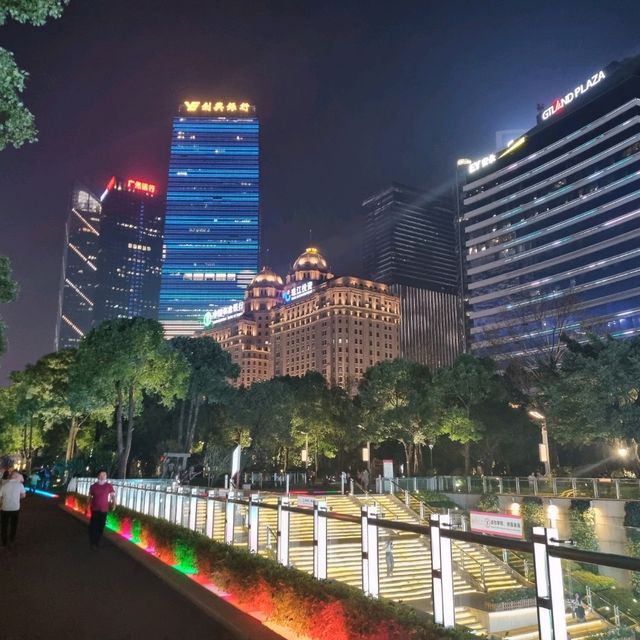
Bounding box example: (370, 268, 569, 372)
(283, 446, 289, 473)
(177, 400, 186, 447)
(26, 420, 34, 474)
(463, 442, 471, 475)
(183, 394, 195, 451)
(115, 382, 124, 466)
(65, 418, 80, 462)
(401, 440, 412, 477)
(185, 397, 200, 453)
(314, 435, 319, 478)
(118, 384, 135, 479)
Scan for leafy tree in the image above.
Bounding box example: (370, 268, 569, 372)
(0, 255, 17, 360)
(231, 379, 296, 469)
(359, 359, 438, 475)
(0, 0, 69, 150)
(435, 354, 501, 475)
(171, 336, 239, 453)
(541, 335, 640, 465)
(71, 318, 190, 478)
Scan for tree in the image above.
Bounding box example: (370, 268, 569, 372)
(71, 318, 190, 478)
(171, 336, 239, 453)
(359, 359, 438, 475)
(541, 334, 640, 466)
(0, 0, 70, 150)
(0, 255, 17, 360)
(435, 354, 501, 474)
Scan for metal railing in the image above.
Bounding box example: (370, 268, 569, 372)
(390, 475, 640, 499)
(72, 478, 640, 640)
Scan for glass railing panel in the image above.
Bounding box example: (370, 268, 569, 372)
(326, 514, 361, 589)
(232, 500, 248, 547)
(256, 501, 277, 560)
(289, 509, 313, 575)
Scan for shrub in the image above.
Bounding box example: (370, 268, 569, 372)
(569, 500, 598, 553)
(521, 497, 544, 540)
(488, 587, 536, 604)
(569, 570, 617, 594)
(586, 627, 635, 640)
(417, 492, 459, 510)
(624, 501, 640, 597)
(476, 494, 500, 513)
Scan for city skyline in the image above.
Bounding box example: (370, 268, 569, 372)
(2, 0, 640, 380)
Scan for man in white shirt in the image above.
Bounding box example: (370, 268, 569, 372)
(0, 471, 26, 549)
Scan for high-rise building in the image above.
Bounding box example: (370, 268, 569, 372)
(201, 248, 401, 392)
(55, 185, 101, 350)
(93, 176, 163, 324)
(159, 100, 260, 338)
(459, 57, 640, 364)
(363, 183, 461, 368)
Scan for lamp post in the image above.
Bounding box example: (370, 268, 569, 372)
(357, 425, 371, 474)
(428, 443, 434, 474)
(528, 410, 551, 477)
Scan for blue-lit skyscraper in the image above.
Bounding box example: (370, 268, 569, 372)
(159, 100, 260, 337)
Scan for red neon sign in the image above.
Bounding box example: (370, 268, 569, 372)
(126, 178, 157, 195)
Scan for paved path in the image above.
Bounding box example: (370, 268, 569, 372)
(0, 495, 237, 640)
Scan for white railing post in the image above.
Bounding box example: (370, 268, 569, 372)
(277, 496, 290, 566)
(225, 493, 235, 545)
(313, 500, 328, 579)
(175, 491, 184, 526)
(188, 492, 197, 531)
(361, 505, 379, 598)
(248, 495, 260, 553)
(135, 488, 143, 512)
(430, 513, 455, 628)
(205, 494, 215, 538)
(164, 489, 172, 522)
(153, 487, 161, 518)
(532, 526, 567, 640)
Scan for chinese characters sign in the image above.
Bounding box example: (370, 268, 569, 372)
(283, 281, 313, 303)
(203, 301, 244, 327)
(126, 179, 156, 195)
(183, 101, 253, 114)
(469, 511, 523, 539)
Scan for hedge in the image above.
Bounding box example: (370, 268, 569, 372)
(476, 494, 500, 513)
(65, 494, 478, 640)
(487, 587, 536, 604)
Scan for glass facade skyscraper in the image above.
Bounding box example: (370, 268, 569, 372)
(363, 183, 461, 368)
(55, 184, 101, 350)
(159, 101, 260, 337)
(460, 57, 640, 364)
(94, 177, 164, 323)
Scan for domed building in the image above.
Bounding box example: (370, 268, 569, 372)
(200, 248, 400, 391)
(287, 247, 333, 284)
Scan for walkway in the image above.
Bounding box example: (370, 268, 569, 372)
(0, 495, 238, 640)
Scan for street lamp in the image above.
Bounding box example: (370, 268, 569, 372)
(528, 410, 551, 477)
(617, 447, 629, 458)
(428, 443, 434, 474)
(357, 425, 371, 475)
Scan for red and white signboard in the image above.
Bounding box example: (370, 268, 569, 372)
(470, 511, 523, 539)
(383, 459, 394, 479)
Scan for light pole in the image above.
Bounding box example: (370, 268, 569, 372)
(528, 410, 551, 477)
(428, 443, 434, 474)
(357, 425, 371, 474)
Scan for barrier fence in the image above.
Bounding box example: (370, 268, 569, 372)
(75, 478, 640, 640)
(388, 475, 640, 500)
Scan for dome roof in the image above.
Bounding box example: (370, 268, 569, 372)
(292, 247, 330, 273)
(249, 267, 284, 288)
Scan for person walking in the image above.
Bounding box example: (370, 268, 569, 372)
(86, 470, 116, 551)
(28, 471, 40, 494)
(385, 539, 394, 577)
(0, 471, 26, 549)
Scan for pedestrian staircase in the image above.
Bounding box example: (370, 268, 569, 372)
(190, 490, 611, 638)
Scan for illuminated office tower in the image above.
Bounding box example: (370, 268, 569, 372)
(460, 57, 640, 364)
(159, 100, 260, 337)
(93, 177, 164, 323)
(55, 184, 101, 350)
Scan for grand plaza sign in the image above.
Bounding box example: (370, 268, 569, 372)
(541, 70, 606, 121)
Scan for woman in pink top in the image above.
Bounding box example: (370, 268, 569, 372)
(87, 470, 116, 550)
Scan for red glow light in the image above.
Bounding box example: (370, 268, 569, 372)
(126, 178, 157, 195)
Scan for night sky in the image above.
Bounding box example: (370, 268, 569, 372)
(1, 0, 639, 382)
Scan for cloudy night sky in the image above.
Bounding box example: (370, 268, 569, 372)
(1, 0, 640, 380)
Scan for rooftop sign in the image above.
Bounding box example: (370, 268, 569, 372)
(183, 101, 253, 114)
(542, 70, 606, 121)
(203, 301, 244, 327)
(468, 154, 496, 175)
(283, 281, 313, 303)
(126, 178, 156, 195)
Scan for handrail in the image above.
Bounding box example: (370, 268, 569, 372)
(389, 475, 640, 500)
